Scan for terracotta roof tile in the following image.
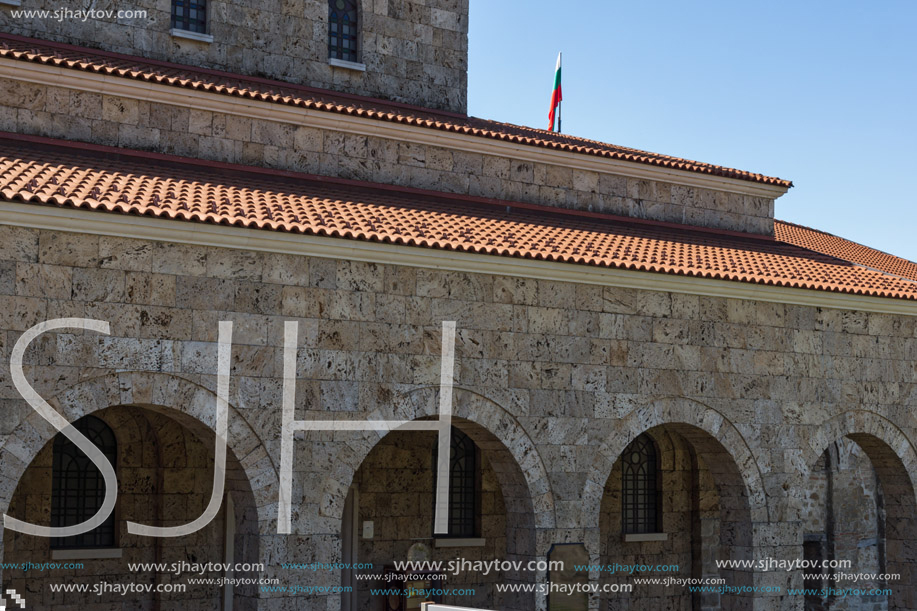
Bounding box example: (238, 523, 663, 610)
(0, 33, 792, 189)
(0, 134, 911, 301)
(775, 221, 917, 284)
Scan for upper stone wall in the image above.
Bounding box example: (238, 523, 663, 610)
(0, 0, 469, 113)
(0, 77, 778, 235)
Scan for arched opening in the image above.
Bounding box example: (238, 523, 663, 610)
(341, 416, 537, 611)
(802, 433, 917, 611)
(3, 404, 260, 609)
(599, 423, 754, 610)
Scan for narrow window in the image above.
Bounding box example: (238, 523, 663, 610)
(50, 415, 118, 549)
(433, 427, 479, 537)
(172, 0, 208, 34)
(329, 0, 359, 62)
(621, 433, 661, 534)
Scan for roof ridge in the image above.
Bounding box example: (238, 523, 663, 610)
(471, 116, 715, 168)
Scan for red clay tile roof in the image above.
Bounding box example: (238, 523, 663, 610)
(0, 134, 912, 301)
(0, 33, 793, 189)
(775, 221, 917, 284)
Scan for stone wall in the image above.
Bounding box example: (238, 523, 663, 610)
(0, 224, 916, 610)
(0, 0, 469, 113)
(0, 77, 777, 235)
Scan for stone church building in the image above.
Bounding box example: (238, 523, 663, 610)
(0, 1, 915, 610)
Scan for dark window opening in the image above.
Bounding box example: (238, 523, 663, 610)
(51, 415, 117, 549)
(172, 0, 208, 34)
(622, 433, 661, 534)
(329, 0, 359, 62)
(433, 427, 480, 538)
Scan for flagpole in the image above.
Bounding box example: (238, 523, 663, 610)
(558, 52, 562, 134)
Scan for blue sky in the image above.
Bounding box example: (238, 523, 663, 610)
(467, 1, 917, 263)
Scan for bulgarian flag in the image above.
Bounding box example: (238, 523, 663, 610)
(548, 52, 562, 132)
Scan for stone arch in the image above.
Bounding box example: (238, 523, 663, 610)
(796, 410, 917, 610)
(0, 371, 279, 528)
(582, 396, 766, 610)
(0, 372, 271, 609)
(309, 385, 553, 611)
(318, 385, 555, 533)
(798, 410, 917, 490)
(581, 396, 768, 531)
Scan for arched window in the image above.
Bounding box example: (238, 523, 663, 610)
(621, 433, 660, 534)
(171, 0, 208, 35)
(433, 427, 479, 537)
(328, 0, 359, 63)
(50, 415, 117, 549)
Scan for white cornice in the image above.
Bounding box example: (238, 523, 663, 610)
(0, 58, 789, 200)
(1, 201, 913, 316)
